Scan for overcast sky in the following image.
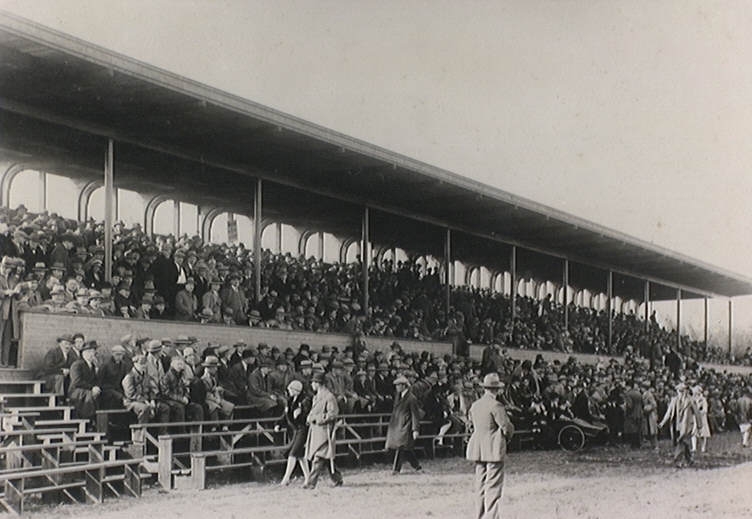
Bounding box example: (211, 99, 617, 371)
(2, 0, 751, 284)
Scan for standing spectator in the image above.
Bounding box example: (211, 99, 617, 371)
(148, 244, 179, 316)
(279, 380, 311, 486)
(736, 386, 752, 448)
(642, 380, 659, 450)
(466, 373, 514, 519)
(303, 372, 343, 489)
(691, 385, 710, 453)
(623, 379, 643, 449)
(385, 374, 422, 475)
(220, 273, 247, 324)
(0, 256, 21, 366)
(659, 383, 699, 467)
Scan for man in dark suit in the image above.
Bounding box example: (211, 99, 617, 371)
(147, 244, 179, 317)
(223, 349, 255, 405)
(385, 375, 422, 475)
(68, 341, 101, 420)
(38, 334, 78, 394)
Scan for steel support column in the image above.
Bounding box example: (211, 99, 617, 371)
(38, 171, 46, 211)
(703, 297, 709, 350)
(173, 200, 180, 237)
(644, 280, 650, 331)
(276, 222, 282, 253)
(444, 229, 451, 315)
(253, 179, 262, 303)
(563, 259, 569, 330)
(318, 231, 324, 260)
(103, 139, 114, 283)
(676, 289, 682, 349)
(362, 207, 370, 315)
(607, 271, 613, 352)
(510, 246, 517, 328)
(728, 299, 733, 354)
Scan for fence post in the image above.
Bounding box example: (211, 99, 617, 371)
(158, 435, 173, 491)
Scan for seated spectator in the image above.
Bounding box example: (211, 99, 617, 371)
(98, 344, 132, 409)
(38, 334, 78, 394)
(201, 278, 222, 323)
(247, 357, 282, 416)
(68, 341, 101, 420)
(123, 353, 167, 437)
(159, 355, 203, 432)
(197, 355, 235, 421)
(175, 277, 198, 321)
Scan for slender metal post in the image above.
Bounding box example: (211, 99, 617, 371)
(444, 229, 451, 315)
(644, 280, 650, 330)
(510, 246, 517, 325)
(103, 139, 114, 283)
(729, 299, 733, 354)
(253, 179, 262, 303)
(563, 259, 569, 330)
(276, 222, 283, 252)
(676, 289, 682, 349)
(173, 200, 180, 237)
(319, 231, 325, 260)
(703, 297, 709, 350)
(362, 207, 370, 315)
(607, 270, 613, 352)
(38, 171, 46, 211)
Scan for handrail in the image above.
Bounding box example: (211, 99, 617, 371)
(0, 458, 144, 483)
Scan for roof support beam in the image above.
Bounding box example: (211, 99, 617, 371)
(103, 139, 114, 283)
(361, 207, 370, 317)
(253, 178, 262, 303)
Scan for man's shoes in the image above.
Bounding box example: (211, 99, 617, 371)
(302, 482, 316, 490)
(333, 480, 343, 487)
(415, 466, 423, 473)
(391, 470, 400, 476)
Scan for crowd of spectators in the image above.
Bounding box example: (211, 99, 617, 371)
(37, 331, 752, 458)
(0, 204, 747, 369)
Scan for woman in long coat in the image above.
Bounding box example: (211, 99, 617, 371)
(280, 380, 311, 486)
(692, 385, 711, 453)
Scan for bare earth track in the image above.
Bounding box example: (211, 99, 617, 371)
(31, 432, 752, 519)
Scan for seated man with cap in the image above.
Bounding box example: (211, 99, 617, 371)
(159, 355, 204, 432)
(247, 357, 283, 417)
(123, 354, 167, 434)
(68, 341, 102, 420)
(38, 334, 78, 394)
(98, 344, 133, 409)
(196, 356, 235, 422)
(325, 360, 355, 414)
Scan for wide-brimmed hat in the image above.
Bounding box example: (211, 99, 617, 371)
(481, 373, 504, 389)
(110, 345, 127, 355)
(81, 340, 98, 352)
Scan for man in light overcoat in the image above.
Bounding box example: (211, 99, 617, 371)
(466, 372, 514, 519)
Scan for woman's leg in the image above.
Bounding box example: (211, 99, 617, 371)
(280, 456, 296, 485)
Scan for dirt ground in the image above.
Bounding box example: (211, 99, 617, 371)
(30, 432, 752, 519)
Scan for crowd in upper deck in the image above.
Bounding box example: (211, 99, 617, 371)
(0, 204, 748, 369)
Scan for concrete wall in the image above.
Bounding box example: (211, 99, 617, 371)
(18, 311, 453, 371)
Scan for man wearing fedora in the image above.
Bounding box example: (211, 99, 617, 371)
(304, 371, 343, 489)
(39, 334, 78, 394)
(659, 382, 700, 467)
(385, 374, 423, 475)
(197, 356, 235, 421)
(68, 341, 102, 420)
(466, 372, 515, 519)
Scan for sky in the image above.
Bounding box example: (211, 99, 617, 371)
(1, 0, 751, 345)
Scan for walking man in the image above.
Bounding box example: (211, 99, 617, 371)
(659, 382, 699, 467)
(466, 373, 514, 519)
(385, 374, 423, 475)
(303, 372, 343, 488)
(736, 385, 752, 447)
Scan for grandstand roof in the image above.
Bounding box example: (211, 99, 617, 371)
(1, 11, 751, 300)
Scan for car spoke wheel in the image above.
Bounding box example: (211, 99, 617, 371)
(558, 425, 585, 452)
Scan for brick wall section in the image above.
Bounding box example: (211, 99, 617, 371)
(18, 311, 453, 372)
(19, 311, 751, 376)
